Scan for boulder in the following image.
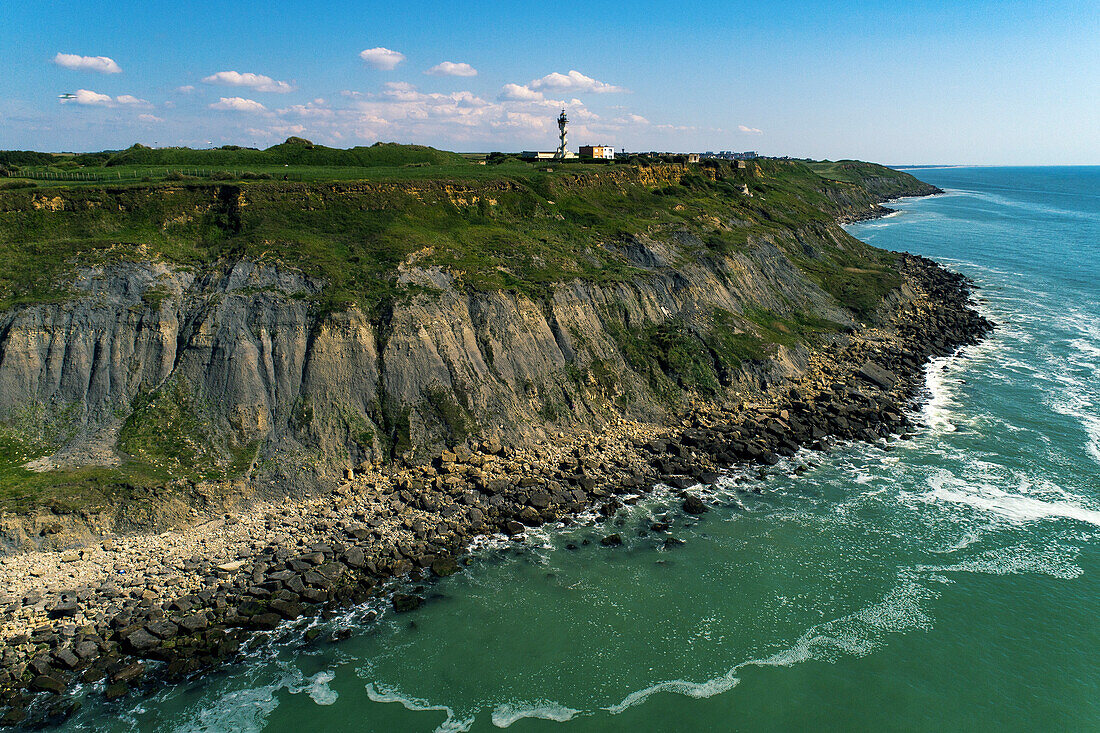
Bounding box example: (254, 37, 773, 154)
(285, 574, 307, 595)
(237, 600, 266, 617)
(105, 682, 129, 701)
(110, 661, 145, 684)
(528, 491, 552, 509)
(314, 562, 347, 582)
(430, 557, 459, 577)
(74, 641, 98, 660)
(343, 547, 366, 568)
(250, 613, 283, 630)
(31, 675, 67, 695)
(600, 534, 623, 547)
(392, 594, 423, 613)
(681, 495, 708, 515)
(856, 361, 898, 390)
(53, 648, 80, 670)
(216, 560, 246, 573)
(517, 507, 542, 526)
(301, 588, 328, 604)
(145, 621, 179, 640)
(48, 599, 79, 619)
(294, 552, 326, 566)
(269, 599, 305, 619)
(123, 628, 160, 653)
(178, 613, 209, 634)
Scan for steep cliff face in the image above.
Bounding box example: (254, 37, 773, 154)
(0, 159, 934, 525)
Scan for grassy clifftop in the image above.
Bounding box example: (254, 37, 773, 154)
(0, 153, 933, 316)
(807, 160, 942, 201)
(1, 139, 468, 170)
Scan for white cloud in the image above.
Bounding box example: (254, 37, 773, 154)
(246, 82, 676, 151)
(247, 123, 308, 139)
(209, 97, 267, 112)
(529, 70, 626, 94)
(61, 89, 113, 106)
(202, 71, 294, 93)
(59, 89, 148, 107)
(738, 124, 763, 134)
(278, 98, 334, 118)
(425, 61, 477, 77)
(115, 94, 150, 107)
(175, 85, 195, 94)
(53, 52, 121, 74)
(499, 83, 543, 101)
(359, 47, 405, 70)
(138, 113, 164, 123)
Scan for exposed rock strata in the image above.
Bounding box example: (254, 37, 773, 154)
(0, 224, 872, 549)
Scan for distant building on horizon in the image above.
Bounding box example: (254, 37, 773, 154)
(519, 150, 576, 161)
(579, 145, 615, 160)
(702, 150, 759, 161)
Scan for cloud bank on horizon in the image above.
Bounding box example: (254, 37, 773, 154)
(35, 44, 733, 153)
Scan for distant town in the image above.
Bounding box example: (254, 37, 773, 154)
(518, 109, 761, 164)
(518, 148, 760, 162)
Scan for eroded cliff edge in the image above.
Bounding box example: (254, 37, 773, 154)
(0, 159, 940, 547)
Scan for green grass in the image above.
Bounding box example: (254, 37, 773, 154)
(607, 304, 842, 404)
(0, 427, 165, 515)
(805, 159, 939, 199)
(117, 382, 245, 482)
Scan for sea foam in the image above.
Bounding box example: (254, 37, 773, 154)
(491, 700, 582, 727)
(365, 682, 475, 733)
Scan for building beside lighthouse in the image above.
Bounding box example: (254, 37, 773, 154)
(579, 145, 615, 160)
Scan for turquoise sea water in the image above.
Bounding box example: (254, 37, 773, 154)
(60, 166, 1100, 731)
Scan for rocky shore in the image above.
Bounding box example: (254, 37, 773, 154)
(0, 253, 992, 728)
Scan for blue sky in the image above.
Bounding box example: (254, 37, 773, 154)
(2, 0, 1097, 163)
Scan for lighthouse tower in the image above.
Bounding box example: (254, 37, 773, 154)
(554, 109, 568, 160)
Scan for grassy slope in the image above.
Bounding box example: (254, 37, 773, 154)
(0, 147, 937, 513)
(806, 160, 942, 199)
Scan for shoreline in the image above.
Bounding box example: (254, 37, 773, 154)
(0, 251, 993, 727)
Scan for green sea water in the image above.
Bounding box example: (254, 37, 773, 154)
(58, 166, 1100, 731)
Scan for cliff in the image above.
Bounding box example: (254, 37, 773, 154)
(0, 159, 937, 539)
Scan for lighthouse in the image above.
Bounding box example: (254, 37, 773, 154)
(554, 109, 568, 160)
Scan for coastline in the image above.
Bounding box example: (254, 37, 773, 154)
(0, 249, 993, 727)
(0, 183, 998, 726)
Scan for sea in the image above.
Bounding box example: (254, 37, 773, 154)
(57, 166, 1100, 732)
